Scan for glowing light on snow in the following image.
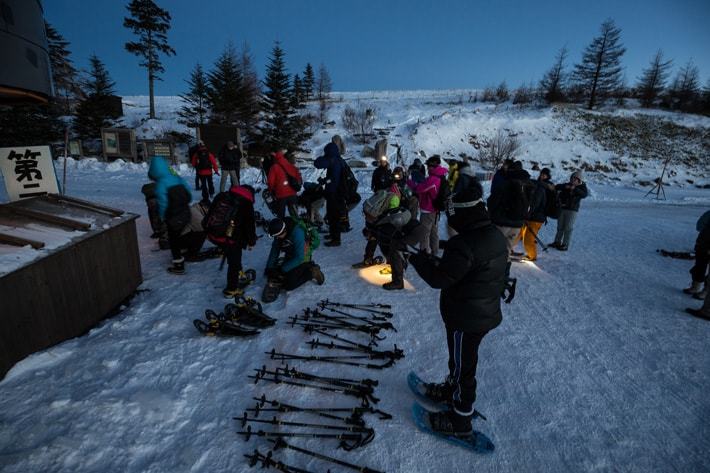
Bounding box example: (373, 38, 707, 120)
(357, 265, 414, 290)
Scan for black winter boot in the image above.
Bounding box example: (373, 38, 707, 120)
(428, 410, 473, 437)
(167, 257, 185, 275)
(310, 264, 325, 285)
(423, 379, 454, 405)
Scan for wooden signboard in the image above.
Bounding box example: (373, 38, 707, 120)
(101, 128, 137, 161)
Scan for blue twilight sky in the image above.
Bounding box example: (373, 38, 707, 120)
(43, 0, 710, 96)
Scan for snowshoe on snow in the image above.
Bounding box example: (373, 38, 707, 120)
(412, 403, 494, 454)
(193, 317, 260, 337)
(261, 278, 283, 304)
(224, 298, 277, 328)
(378, 265, 392, 275)
(223, 269, 257, 298)
(352, 256, 385, 269)
(407, 371, 451, 412)
(657, 249, 695, 260)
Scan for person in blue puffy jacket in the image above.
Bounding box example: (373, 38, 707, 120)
(148, 157, 192, 274)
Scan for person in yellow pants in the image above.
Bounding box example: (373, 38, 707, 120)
(518, 168, 555, 261)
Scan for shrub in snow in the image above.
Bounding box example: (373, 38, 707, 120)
(342, 102, 376, 144)
(476, 130, 521, 170)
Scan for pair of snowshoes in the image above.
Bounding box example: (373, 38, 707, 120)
(225, 297, 277, 328)
(408, 371, 495, 454)
(193, 311, 259, 337)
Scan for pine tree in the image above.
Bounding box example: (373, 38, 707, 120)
(178, 63, 209, 127)
(123, 0, 176, 120)
(636, 50, 672, 108)
(668, 60, 700, 112)
(572, 19, 626, 109)
(45, 22, 81, 115)
(540, 46, 567, 103)
(303, 63, 315, 101)
(259, 42, 311, 151)
(237, 42, 261, 135)
(206, 43, 244, 126)
(0, 105, 64, 147)
(73, 55, 119, 140)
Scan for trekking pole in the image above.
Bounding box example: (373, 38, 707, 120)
(530, 227, 548, 252)
(319, 299, 393, 316)
(255, 365, 378, 390)
(236, 412, 375, 435)
(307, 339, 404, 360)
(304, 308, 395, 331)
(237, 425, 371, 450)
(269, 438, 385, 473)
(244, 449, 314, 473)
(308, 327, 379, 349)
(317, 305, 391, 323)
(253, 395, 392, 420)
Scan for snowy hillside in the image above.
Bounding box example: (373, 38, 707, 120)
(1, 93, 710, 473)
(118, 91, 709, 189)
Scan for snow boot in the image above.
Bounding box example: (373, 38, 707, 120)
(692, 286, 707, 300)
(310, 264, 325, 285)
(685, 307, 710, 320)
(428, 410, 473, 438)
(383, 281, 404, 290)
(683, 281, 703, 295)
(352, 256, 384, 269)
(423, 379, 454, 405)
(167, 257, 185, 275)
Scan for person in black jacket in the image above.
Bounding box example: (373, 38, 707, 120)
(314, 143, 345, 247)
(486, 161, 531, 258)
(409, 177, 508, 437)
(371, 156, 393, 192)
(552, 170, 588, 251)
(218, 141, 242, 192)
(517, 168, 552, 261)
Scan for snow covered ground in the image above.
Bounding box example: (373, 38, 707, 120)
(1, 157, 709, 473)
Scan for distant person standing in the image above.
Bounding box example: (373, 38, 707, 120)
(487, 161, 531, 259)
(371, 156, 393, 192)
(314, 143, 346, 247)
(408, 158, 426, 185)
(191, 141, 219, 202)
(408, 155, 447, 255)
(218, 141, 241, 192)
(517, 168, 552, 261)
(267, 150, 302, 219)
(552, 171, 588, 251)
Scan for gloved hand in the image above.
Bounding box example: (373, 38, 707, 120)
(215, 171, 220, 176)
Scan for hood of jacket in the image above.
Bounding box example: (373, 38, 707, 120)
(429, 165, 448, 178)
(148, 156, 172, 182)
(230, 185, 255, 203)
(323, 142, 340, 159)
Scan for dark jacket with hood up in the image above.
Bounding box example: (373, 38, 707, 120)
(314, 143, 343, 195)
(487, 168, 531, 228)
(410, 201, 508, 332)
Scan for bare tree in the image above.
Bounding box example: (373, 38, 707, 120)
(668, 59, 700, 112)
(316, 63, 332, 123)
(636, 50, 672, 108)
(495, 81, 509, 102)
(342, 102, 376, 143)
(540, 46, 568, 103)
(476, 130, 520, 170)
(572, 19, 626, 109)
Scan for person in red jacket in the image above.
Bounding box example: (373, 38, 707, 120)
(190, 141, 219, 202)
(267, 150, 302, 218)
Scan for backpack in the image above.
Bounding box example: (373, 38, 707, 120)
(432, 176, 451, 211)
(197, 149, 211, 170)
(363, 190, 396, 223)
(203, 191, 239, 245)
(278, 163, 302, 193)
(165, 185, 191, 232)
(339, 159, 361, 206)
(294, 217, 320, 260)
(544, 186, 562, 220)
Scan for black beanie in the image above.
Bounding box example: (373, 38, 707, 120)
(446, 178, 487, 232)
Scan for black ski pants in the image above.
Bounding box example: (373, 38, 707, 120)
(283, 262, 315, 291)
(223, 244, 243, 289)
(325, 194, 346, 242)
(446, 326, 489, 416)
(274, 195, 298, 219)
(198, 175, 214, 201)
(175, 231, 206, 257)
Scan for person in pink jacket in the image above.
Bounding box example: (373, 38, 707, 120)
(408, 155, 448, 255)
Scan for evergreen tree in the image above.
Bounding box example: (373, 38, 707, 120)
(73, 55, 119, 140)
(178, 63, 209, 127)
(123, 0, 176, 119)
(668, 60, 700, 112)
(540, 46, 568, 103)
(303, 63, 315, 101)
(238, 42, 261, 134)
(45, 22, 81, 115)
(636, 50, 672, 108)
(206, 43, 244, 125)
(259, 42, 311, 151)
(572, 19, 626, 109)
(0, 105, 64, 147)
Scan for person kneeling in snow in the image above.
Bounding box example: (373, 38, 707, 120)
(263, 217, 325, 301)
(409, 178, 508, 437)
